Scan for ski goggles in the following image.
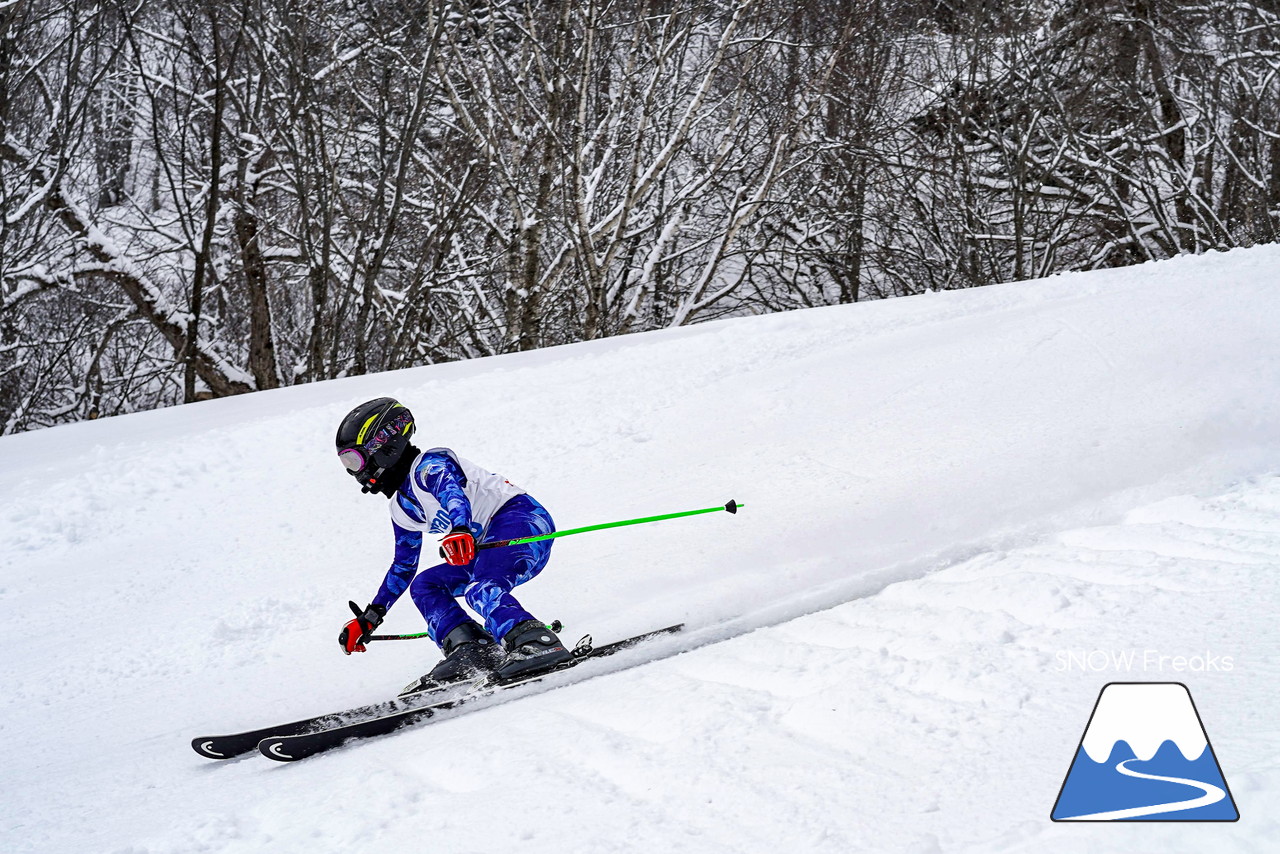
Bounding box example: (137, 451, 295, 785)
(338, 448, 366, 473)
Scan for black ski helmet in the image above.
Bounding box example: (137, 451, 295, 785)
(335, 397, 416, 493)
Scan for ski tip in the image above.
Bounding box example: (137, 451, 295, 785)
(725, 499, 740, 514)
(192, 737, 230, 760)
(259, 737, 300, 763)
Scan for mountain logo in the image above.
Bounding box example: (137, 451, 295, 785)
(1051, 682, 1238, 821)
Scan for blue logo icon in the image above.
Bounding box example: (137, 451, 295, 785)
(1051, 682, 1239, 821)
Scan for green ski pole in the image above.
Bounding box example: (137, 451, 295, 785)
(476, 498, 742, 551)
(367, 631, 433, 641)
(433, 498, 742, 559)
(371, 620, 566, 643)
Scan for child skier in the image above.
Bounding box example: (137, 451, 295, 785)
(333, 397, 572, 693)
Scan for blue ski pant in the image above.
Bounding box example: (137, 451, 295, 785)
(409, 493, 555, 644)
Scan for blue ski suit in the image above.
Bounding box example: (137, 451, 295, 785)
(369, 449, 555, 644)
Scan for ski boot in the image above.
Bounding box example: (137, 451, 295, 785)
(493, 619, 573, 682)
(400, 622, 502, 697)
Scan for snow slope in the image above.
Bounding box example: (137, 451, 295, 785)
(1, 246, 1278, 852)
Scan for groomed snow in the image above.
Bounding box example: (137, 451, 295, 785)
(2, 246, 1278, 852)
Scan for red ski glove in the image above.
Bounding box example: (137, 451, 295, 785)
(339, 601, 386, 654)
(441, 526, 476, 566)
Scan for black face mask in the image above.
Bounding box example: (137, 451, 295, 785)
(366, 444, 419, 498)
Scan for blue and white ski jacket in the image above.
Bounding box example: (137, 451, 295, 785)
(371, 449, 525, 611)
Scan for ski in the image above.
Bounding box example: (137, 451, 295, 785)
(194, 620, 574, 758)
(191, 678, 468, 760)
(257, 623, 683, 762)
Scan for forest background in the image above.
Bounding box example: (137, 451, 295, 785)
(2, 0, 1277, 432)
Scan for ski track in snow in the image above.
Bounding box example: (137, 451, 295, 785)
(1, 247, 1279, 852)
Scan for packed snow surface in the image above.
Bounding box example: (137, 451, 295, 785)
(2, 246, 1279, 852)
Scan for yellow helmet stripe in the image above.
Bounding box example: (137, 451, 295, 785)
(356, 413, 380, 445)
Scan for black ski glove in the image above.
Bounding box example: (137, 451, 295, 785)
(339, 601, 387, 654)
